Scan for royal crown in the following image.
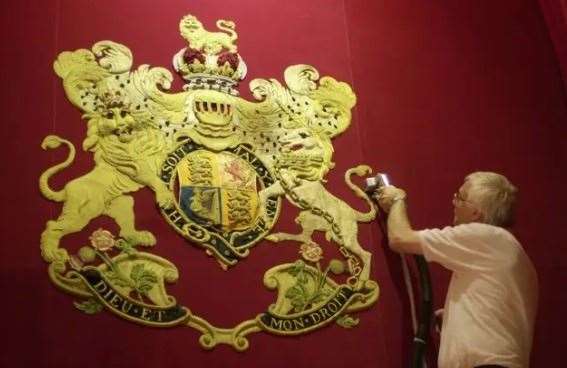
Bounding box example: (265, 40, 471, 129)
(173, 15, 247, 96)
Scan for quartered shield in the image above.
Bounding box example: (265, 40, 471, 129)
(177, 150, 259, 231)
(160, 140, 280, 266)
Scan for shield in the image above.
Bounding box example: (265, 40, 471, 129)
(177, 150, 259, 231)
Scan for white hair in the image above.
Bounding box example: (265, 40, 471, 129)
(465, 172, 518, 227)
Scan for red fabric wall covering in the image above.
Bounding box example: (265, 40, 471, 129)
(539, 0, 567, 87)
(1, 1, 565, 367)
(346, 1, 567, 366)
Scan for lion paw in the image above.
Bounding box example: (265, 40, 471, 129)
(41, 246, 69, 264)
(122, 231, 156, 247)
(156, 191, 175, 209)
(265, 234, 281, 242)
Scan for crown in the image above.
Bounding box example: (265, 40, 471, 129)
(173, 15, 247, 96)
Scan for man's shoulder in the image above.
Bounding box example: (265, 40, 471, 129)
(422, 223, 498, 236)
(456, 223, 524, 255)
(452, 223, 512, 237)
(423, 223, 518, 245)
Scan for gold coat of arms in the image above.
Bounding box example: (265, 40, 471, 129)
(39, 14, 380, 350)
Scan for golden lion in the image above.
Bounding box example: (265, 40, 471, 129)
(179, 14, 237, 54)
(258, 128, 376, 281)
(40, 106, 173, 264)
(261, 165, 376, 281)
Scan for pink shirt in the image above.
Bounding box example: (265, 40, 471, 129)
(419, 223, 538, 368)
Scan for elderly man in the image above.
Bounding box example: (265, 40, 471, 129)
(374, 172, 538, 368)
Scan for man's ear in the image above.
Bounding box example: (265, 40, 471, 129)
(472, 207, 484, 222)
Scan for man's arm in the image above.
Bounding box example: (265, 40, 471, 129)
(375, 186, 423, 255)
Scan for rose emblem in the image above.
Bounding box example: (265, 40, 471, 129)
(89, 228, 115, 251)
(299, 242, 323, 263)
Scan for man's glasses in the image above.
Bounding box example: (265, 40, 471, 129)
(453, 192, 471, 205)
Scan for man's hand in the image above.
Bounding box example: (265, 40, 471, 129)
(434, 308, 444, 333)
(372, 186, 407, 213)
(372, 185, 422, 255)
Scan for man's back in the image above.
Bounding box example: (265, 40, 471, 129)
(419, 223, 538, 368)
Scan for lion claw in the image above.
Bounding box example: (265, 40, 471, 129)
(265, 234, 280, 242)
(156, 191, 175, 209)
(41, 247, 69, 264)
(122, 231, 156, 247)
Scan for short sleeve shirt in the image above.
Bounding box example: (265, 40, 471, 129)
(419, 223, 538, 368)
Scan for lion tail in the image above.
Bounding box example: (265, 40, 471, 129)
(39, 135, 76, 202)
(217, 19, 237, 41)
(345, 165, 377, 222)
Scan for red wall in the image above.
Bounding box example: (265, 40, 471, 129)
(1, 1, 565, 367)
(539, 0, 567, 83)
(346, 1, 567, 366)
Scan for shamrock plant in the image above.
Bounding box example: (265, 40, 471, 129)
(71, 228, 159, 307)
(285, 242, 346, 313)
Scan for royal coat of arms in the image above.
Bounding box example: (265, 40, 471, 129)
(39, 14, 379, 350)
